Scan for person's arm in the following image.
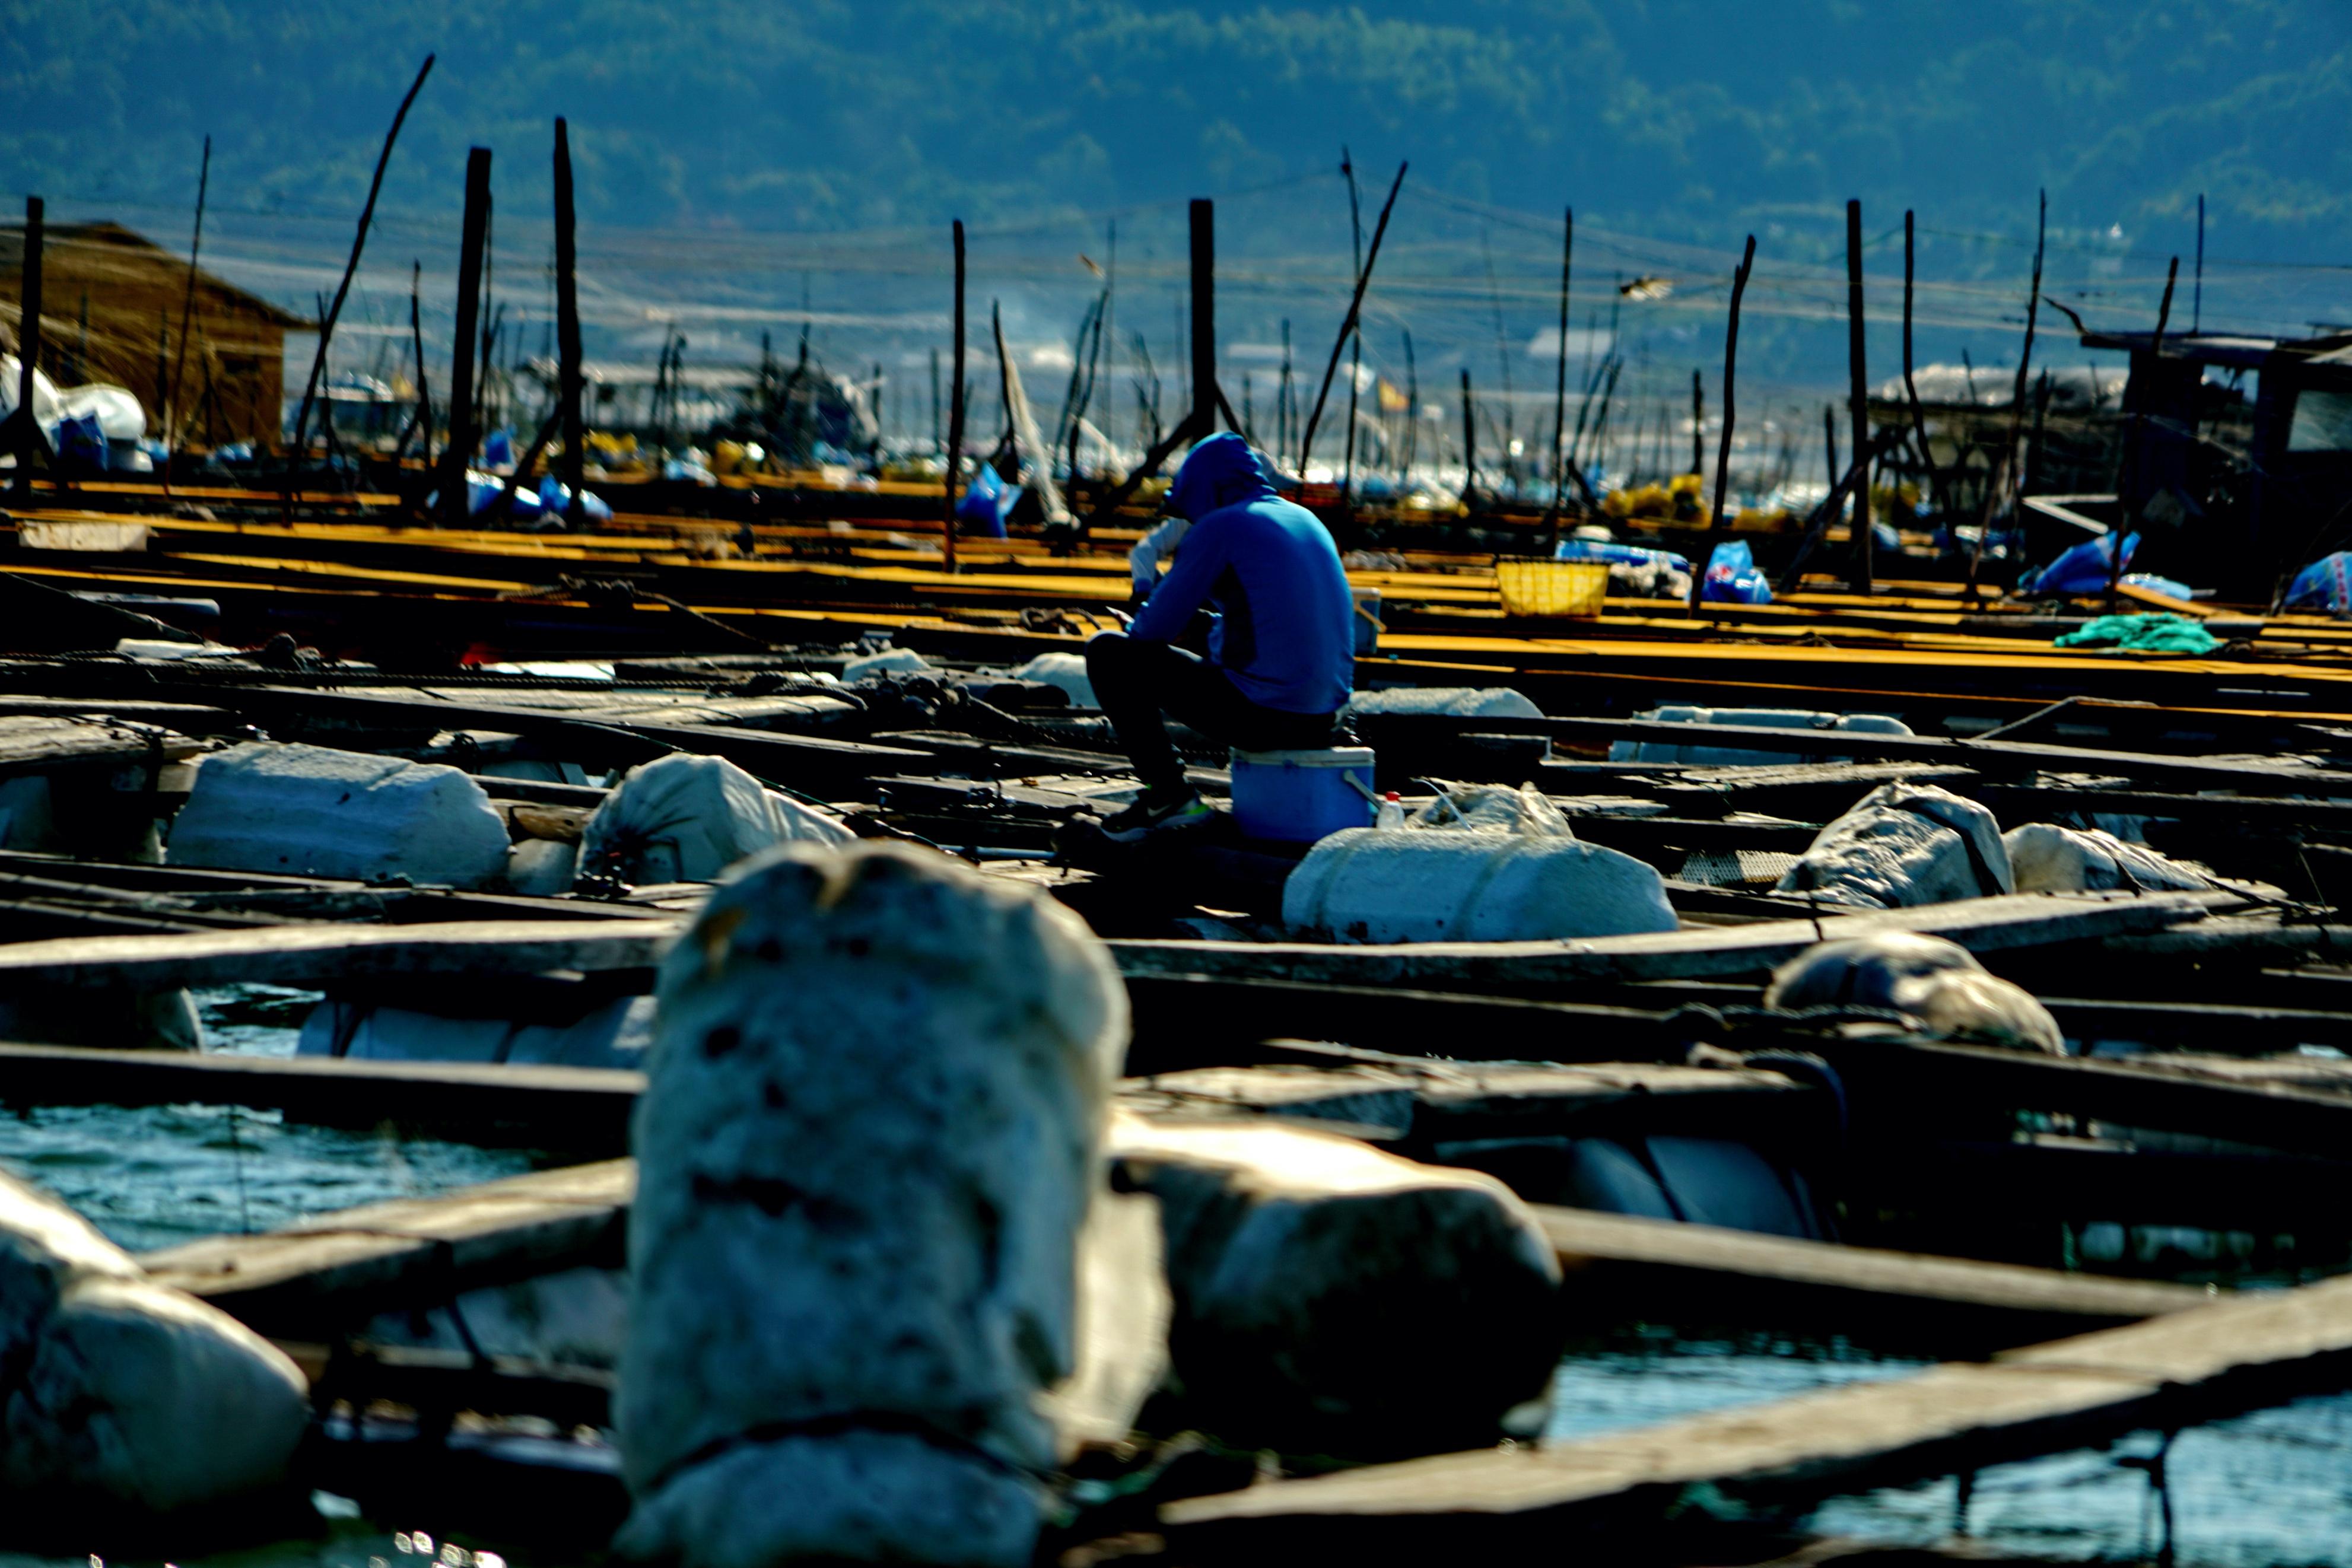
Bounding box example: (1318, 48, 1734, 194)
(1127, 513, 1232, 643)
(1128, 516, 1191, 598)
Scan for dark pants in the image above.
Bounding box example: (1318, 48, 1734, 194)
(1087, 632, 1339, 794)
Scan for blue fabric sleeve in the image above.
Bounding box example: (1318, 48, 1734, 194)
(1127, 514, 1231, 643)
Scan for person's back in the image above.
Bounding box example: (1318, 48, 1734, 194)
(1127, 435, 1354, 714)
(1088, 434, 1358, 838)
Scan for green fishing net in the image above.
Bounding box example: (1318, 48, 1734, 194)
(2053, 612, 2221, 654)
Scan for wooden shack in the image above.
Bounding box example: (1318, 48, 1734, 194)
(0, 220, 304, 446)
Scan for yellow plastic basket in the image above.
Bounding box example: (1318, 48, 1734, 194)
(1493, 558, 1608, 618)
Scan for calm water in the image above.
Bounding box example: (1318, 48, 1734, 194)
(0, 987, 548, 1252)
(1550, 1331, 2352, 1566)
(10, 993, 2352, 1564)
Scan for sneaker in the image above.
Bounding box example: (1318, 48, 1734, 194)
(1096, 787, 1214, 842)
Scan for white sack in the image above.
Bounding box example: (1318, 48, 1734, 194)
(1765, 931, 2064, 1054)
(2003, 822, 2210, 894)
(0, 1172, 308, 1515)
(1011, 651, 1098, 709)
(1776, 781, 2012, 909)
(579, 752, 851, 886)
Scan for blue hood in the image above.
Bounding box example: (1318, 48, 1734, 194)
(1168, 432, 1274, 521)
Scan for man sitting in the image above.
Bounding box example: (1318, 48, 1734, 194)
(1087, 432, 1355, 839)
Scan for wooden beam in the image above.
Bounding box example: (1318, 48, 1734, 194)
(1536, 1204, 2204, 1350)
(3, 916, 679, 991)
(1162, 1270, 2352, 1550)
(1108, 889, 2231, 990)
(141, 1159, 633, 1331)
(1819, 1033, 2352, 1159)
(0, 1041, 643, 1146)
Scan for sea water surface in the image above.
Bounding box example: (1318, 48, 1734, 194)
(9, 992, 2352, 1565)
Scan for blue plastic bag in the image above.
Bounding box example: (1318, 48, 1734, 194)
(2020, 532, 2138, 596)
(482, 428, 516, 468)
(2287, 552, 2352, 612)
(1701, 539, 1773, 605)
(49, 412, 108, 471)
(1553, 538, 1694, 574)
(537, 475, 613, 526)
(956, 463, 1019, 537)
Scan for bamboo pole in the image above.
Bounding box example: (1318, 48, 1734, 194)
(943, 218, 965, 573)
(1543, 206, 1572, 540)
(1296, 161, 1406, 476)
(1458, 367, 1477, 506)
(1690, 368, 1703, 479)
(165, 135, 210, 458)
(2108, 256, 2179, 606)
(1970, 189, 2046, 597)
(440, 147, 491, 527)
(1901, 209, 1939, 514)
(553, 116, 585, 524)
(1190, 198, 1216, 431)
(291, 54, 435, 454)
(1845, 198, 1872, 593)
(9, 195, 46, 492)
(1690, 235, 1757, 613)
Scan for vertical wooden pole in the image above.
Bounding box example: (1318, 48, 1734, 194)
(1544, 206, 1572, 537)
(1188, 198, 1215, 434)
(1972, 189, 2046, 596)
(554, 116, 585, 523)
(2194, 192, 2205, 335)
(1845, 198, 1872, 593)
(1690, 235, 1757, 613)
(943, 218, 965, 573)
(166, 133, 211, 456)
(1458, 368, 1477, 505)
(409, 260, 431, 467)
(1901, 209, 1938, 511)
(929, 346, 940, 456)
(1824, 403, 1840, 498)
(443, 146, 491, 527)
(1690, 369, 1703, 478)
(11, 195, 44, 488)
(291, 53, 436, 456)
(2109, 256, 2178, 605)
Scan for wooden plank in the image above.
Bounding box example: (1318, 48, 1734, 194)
(1530, 713, 2352, 796)
(0, 1041, 643, 1148)
(1107, 890, 2233, 989)
(1817, 1033, 2352, 1159)
(1535, 1204, 2205, 1345)
(1, 915, 682, 990)
(140, 1160, 633, 1332)
(1161, 1271, 2352, 1550)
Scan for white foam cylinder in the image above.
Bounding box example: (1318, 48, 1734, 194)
(616, 842, 1126, 1568)
(1283, 826, 1677, 942)
(0, 1172, 308, 1516)
(167, 742, 511, 888)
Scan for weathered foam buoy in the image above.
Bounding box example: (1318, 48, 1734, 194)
(2003, 822, 2211, 894)
(1345, 685, 1543, 719)
(1110, 1114, 1562, 1456)
(1283, 818, 1676, 943)
(0, 1171, 309, 1517)
(1765, 931, 2064, 1054)
(616, 841, 1126, 1568)
(1609, 704, 1913, 766)
(579, 752, 853, 886)
(1010, 651, 1098, 709)
(1776, 781, 2013, 909)
(167, 740, 511, 888)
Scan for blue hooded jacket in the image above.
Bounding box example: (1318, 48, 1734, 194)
(1125, 432, 1355, 714)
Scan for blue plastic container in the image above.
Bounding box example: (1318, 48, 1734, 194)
(1229, 746, 1377, 843)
